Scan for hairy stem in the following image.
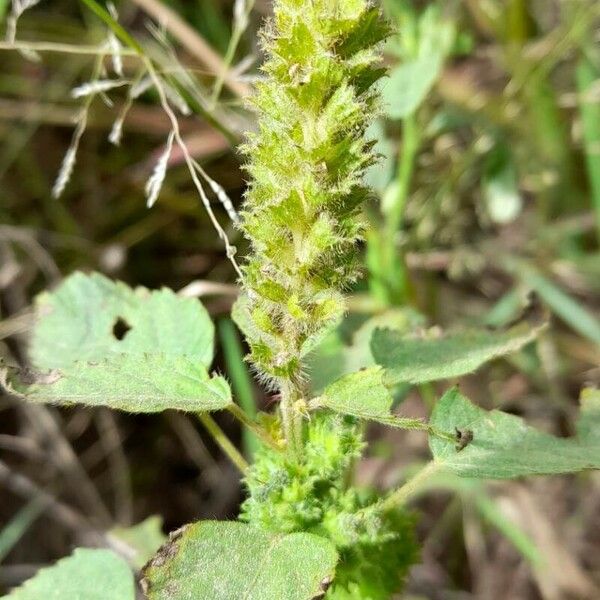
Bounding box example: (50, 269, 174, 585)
(380, 461, 440, 510)
(279, 381, 303, 458)
(226, 403, 283, 452)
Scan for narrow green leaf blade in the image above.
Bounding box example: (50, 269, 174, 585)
(6, 548, 135, 599)
(31, 272, 215, 370)
(142, 521, 338, 600)
(8, 272, 228, 414)
(316, 367, 426, 430)
(429, 388, 600, 478)
(372, 320, 545, 386)
(3, 354, 232, 413)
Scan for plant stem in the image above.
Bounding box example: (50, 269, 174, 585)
(209, 0, 255, 106)
(388, 114, 420, 235)
(379, 112, 420, 305)
(380, 461, 440, 511)
(226, 403, 282, 452)
(197, 413, 249, 474)
(279, 381, 303, 459)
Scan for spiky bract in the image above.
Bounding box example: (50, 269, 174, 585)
(240, 0, 390, 384)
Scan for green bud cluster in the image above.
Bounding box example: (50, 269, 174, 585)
(241, 414, 364, 532)
(241, 414, 417, 599)
(240, 0, 390, 384)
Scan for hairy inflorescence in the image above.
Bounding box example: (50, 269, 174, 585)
(240, 0, 390, 387)
(241, 414, 417, 599)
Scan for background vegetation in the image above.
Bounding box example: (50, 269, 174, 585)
(1, 0, 599, 598)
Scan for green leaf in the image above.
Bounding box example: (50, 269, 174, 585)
(2, 354, 232, 413)
(306, 308, 424, 394)
(382, 55, 442, 119)
(372, 320, 545, 386)
(381, 7, 455, 119)
(313, 366, 426, 430)
(142, 521, 338, 600)
(429, 388, 600, 478)
(31, 272, 215, 370)
(111, 516, 167, 570)
(2, 272, 231, 414)
(364, 119, 395, 194)
(6, 548, 135, 599)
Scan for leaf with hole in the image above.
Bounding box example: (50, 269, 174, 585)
(31, 271, 215, 370)
(142, 521, 338, 600)
(6, 548, 135, 599)
(2, 272, 231, 414)
(428, 387, 600, 478)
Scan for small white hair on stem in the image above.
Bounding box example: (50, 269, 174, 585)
(106, 2, 124, 77)
(71, 79, 128, 99)
(145, 131, 175, 208)
(192, 159, 240, 223)
(52, 109, 87, 199)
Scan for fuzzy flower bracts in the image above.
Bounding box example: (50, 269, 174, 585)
(241, 0, 389, 385)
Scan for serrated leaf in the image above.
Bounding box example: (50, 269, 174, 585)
(3, 354, 232, 413)
(372, 320, 545, 386)
(111, 516, 167, 570)
(31, 271, 215, 370)
(429, 388, 600, 478)
(6, 548, 135, 599)
(314, 366, 426, 430)
(142, 521, 338, 600)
